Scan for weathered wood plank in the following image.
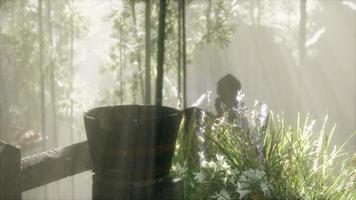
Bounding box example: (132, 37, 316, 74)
(21, 141, 92, 191)
(92, 176, 183, 200)
(0, 140, 21, 200)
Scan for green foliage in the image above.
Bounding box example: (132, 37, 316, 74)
(102, 0, 238, 105)
(172, 101, 355, 199)
(0, 0, 87, 147)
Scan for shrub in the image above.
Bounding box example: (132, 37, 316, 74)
(172, 92, 355, 200)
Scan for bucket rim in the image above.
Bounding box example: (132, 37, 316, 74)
(84, 104, 182, 122)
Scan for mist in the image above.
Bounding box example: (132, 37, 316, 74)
(0, 0, 355, 199)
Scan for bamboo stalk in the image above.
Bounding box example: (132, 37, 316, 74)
(38, 0, 48, 198)
(145, 0, 152, 105)
(177, 0, 182, 108)
(120, 24, 124, 105)
(299, 0, 307, 65)
(155, 0, 167, 106)
(130, 0, 145, 103)
(182, 0, 187, 109)
(46, 0, 61, 197)
(0, 25, 3, 140)
(69, 8, 75, 199)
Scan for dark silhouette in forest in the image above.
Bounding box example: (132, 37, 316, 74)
(215, 74, 241, 117)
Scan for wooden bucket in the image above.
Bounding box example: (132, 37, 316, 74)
(84, 105, 182, 199)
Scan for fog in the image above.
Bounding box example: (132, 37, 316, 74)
(188, 1, 356, 153)
(0, 0, 355, 199)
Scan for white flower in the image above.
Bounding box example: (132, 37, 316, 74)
(199, 151, 206, 161)
(198, 135, 205, 143)
(193, 171, 205, 183)
(220, 161, 230, 170)
(174, 163, 187, 177)
(216, 154, 225, 163)
(236, 169, 271, 198)
(257, 102, 268, 128)
(236, 90, 245, 102)
(212, 189, 232, 200)
(208, 161, 217, 168)
(214, 154, 231, 170)
(233, 91, 250, 133)
(237, 189, 251, 199)
(201, 159, 209, 168)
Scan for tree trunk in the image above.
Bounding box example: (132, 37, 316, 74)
(155, 0, 167, 106)
(299, 0, 307, 65)
(145, 0, 152, 105)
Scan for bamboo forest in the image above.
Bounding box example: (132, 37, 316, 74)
(0, 0, 355, 199)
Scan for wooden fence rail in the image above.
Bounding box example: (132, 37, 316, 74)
(21, 141, 92, 191)
(0, 140, 92, 200)
(0, 108, 202, 199)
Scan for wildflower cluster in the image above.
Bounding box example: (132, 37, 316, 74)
(172, 91, 355, 200)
